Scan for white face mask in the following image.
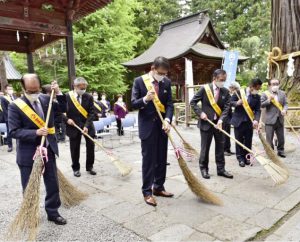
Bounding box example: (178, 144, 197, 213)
(118, 98, 123, 102)
(251, 90, 258, 95)
(25, 93, 40, 102)
(101, 96, 106, 101)
(153, 73, 164, 82)
(93, 95, 98, 101)
(7, 90, 14, 95)
(76, 89, 86, 96)
(215, 81, 224, 88)
(271, 86, 279, 93)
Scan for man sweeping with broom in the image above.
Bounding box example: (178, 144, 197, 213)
(190, 69, 233, 180)
(8, 73, 67, 225)
(131, 56, 174, 207)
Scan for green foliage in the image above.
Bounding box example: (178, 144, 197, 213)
(133, 0, 182, 55)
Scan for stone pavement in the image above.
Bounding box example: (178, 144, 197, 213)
(0, 124, 300, 241)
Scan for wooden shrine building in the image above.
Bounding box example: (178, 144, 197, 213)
(0, 0, 110, 89)
(124, 11, 248, 100)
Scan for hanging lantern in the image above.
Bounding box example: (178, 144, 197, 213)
(16, 30, 20, 42)
(42, 33, 45, 42)
(45, 48, 48, 57)
(52, 47, 56, 55)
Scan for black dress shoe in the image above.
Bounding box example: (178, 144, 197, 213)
(200, 169, 210, 179)
(7, 147, 13, 152)
(277, 152, 286, 158)
(239, 161, 245, 167)
(244, 159, 251, 165)
(74, 170, 81, 177)
(48, 216, 67, 225)
(217, 171, 233, 179)
(87, 169, 97, 175)
(224, 151, 231, 156)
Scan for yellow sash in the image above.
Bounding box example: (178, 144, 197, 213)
(142, 74, 165, 113)
(115, 102, 127, 112)
(204, 84, 222, 116)
(100, 100, 108, 109)
(14, 99, 55, 134)
(240, 89, 255, 120)
(94, 101, 102, 112)
(69, 91, 88, 118)
(4, 95, 12, 103)
(265, 91, 283, 111)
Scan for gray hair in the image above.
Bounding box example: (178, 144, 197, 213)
(229, 81, 241, 90)
(74, 77, 88, 86)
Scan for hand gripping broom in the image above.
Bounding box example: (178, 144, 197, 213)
(206, 118, 289, 185)
(72, 123, 132, 176)
(151, 100, 222, 205)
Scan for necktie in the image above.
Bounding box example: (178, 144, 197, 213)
(32, 101, 44, 120)
(153, 80, 159, 95)
(77, 95, 81, 104)
(10, 95, 14, 101)
(214, 87, 220, 102)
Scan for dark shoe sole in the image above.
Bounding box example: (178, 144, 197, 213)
(217, 174, 234, 179)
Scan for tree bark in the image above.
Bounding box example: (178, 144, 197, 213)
(271, 0, 300, 97)
(0, 52, 8, 91)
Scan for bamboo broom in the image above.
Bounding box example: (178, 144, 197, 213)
(206, 118, 289, 185)
(73, 123, 132, 176)
(7, 90, 55, 241)
(151, 99, 222, 205)
(234, 90, 289, 175)
(171, 123, 199, 158)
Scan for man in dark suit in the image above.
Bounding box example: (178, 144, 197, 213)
(8, 74, 67, 225)
(1, 84, 17, 152)
(190, 69, 233, 179)
(131, 56, 174, 207)
(100, 93, 111, 118)
(231, 78, 262, 167)
(261, 78, 288, 157)
(64, 77, 96, 177)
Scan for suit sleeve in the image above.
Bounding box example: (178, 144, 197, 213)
(131, 78, 146, 110)
(190, 87, 204, 116)
(261, 93, 271, 108)
(56, 94, 67, 113)
(230, 92, 239, 107)
(254, 95, 261, 122)
(282, 92, 288, 112)
(84, 96, 95, 128)
(2, 98, 9, 121)
(8, 103, 38, 142)
(165, 81, 174, 121)
(219, 91, 231, 121)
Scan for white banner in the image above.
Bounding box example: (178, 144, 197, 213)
(185, 58, 194, 102)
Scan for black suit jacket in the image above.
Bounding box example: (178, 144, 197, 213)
(131, 76, 174, 140)
(64, 92, 95, 138)
(190, 83, 231, 131)
(230, 90, 261, 128)
(1, 95, 17, 122)
(8, 94, 66, 166)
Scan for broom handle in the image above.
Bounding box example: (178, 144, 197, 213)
(206, 118, 254, 155)
(41, 89, 55, 147)
(171, 123, 186, 142)
(151, 98, 177, 150)
(72, 123, 108, 154)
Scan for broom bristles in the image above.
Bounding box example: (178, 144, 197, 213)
(111, 156, 133, 176)
(256, 155, 289, 185)
(6, 157, 44, 241)
(57, 168, 88, 208)
(258, 132, 289, 174)
(177, 154, 223, 205)
(182, 141, 199, 157)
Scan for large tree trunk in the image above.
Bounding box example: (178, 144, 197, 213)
(0, 52, 8, 91)
(271, 0, 300, 99)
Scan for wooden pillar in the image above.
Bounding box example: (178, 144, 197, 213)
(66, 19, 76, 90)
(185, 84, 190, 127)
(26, 52, 35, 73)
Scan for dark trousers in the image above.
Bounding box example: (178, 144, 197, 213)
(223, 122, 231, 152)
(70, 133, 95, 171)
(18, 150, 60, 218)
(116, 119, 124, 136)
(141, 120, 168, 196)
(266, 118, 285, 152)
(6, 122, 12, 147)
(234, 121, 253, 162)
(55, 122, 66, 141)
(199, 125, 225, 172)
